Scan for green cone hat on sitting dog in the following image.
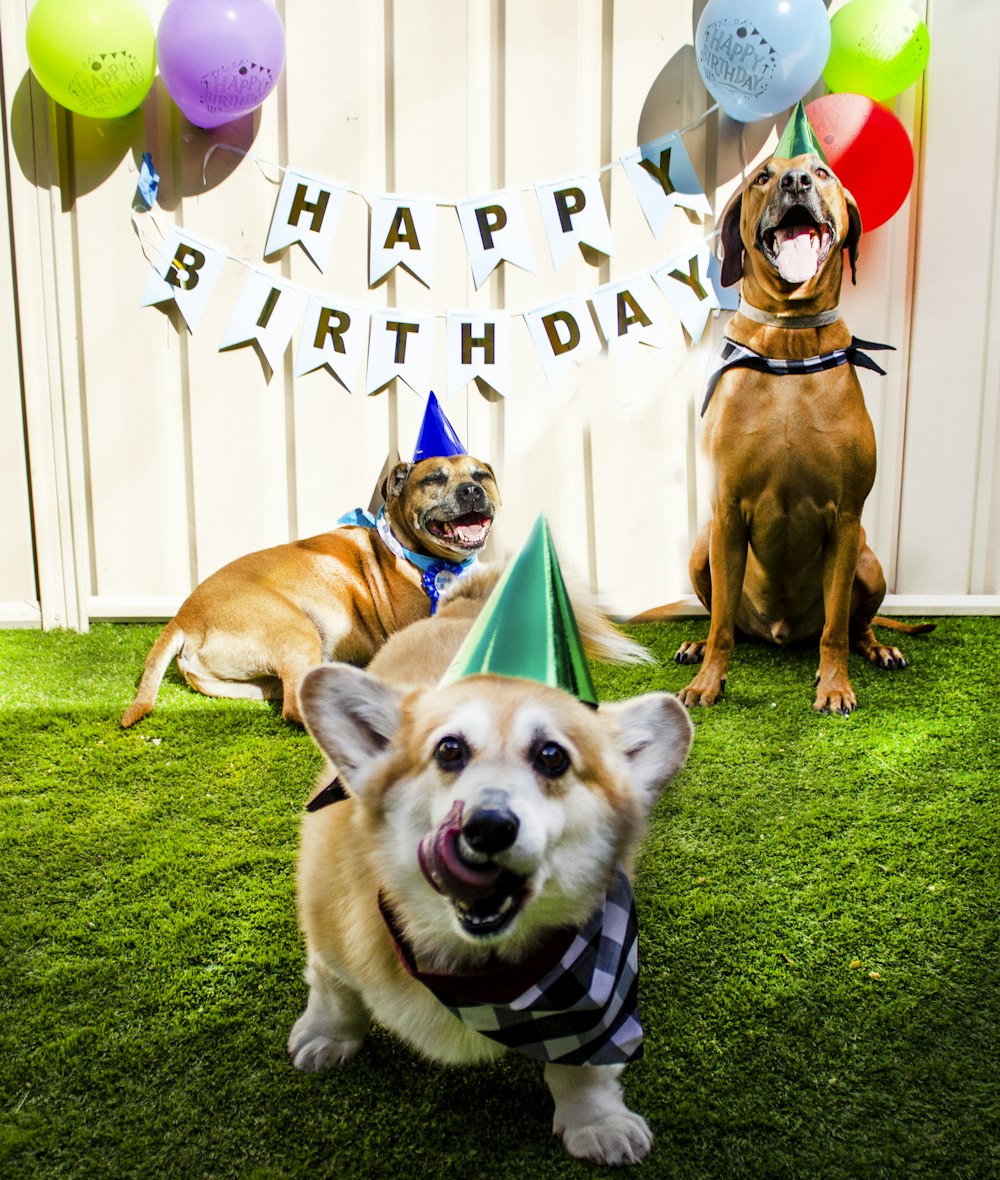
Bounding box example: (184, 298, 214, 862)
(441, 515, 598, 706)
(413, 391, 467, 462)
(774, 100, 829, 165)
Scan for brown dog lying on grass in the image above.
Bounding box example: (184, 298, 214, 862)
(121, 454, 500, 728)
(644, 122, 931, 714)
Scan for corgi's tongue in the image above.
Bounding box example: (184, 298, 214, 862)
(418, 802, 504, 904)
(774, 225, 821, 284)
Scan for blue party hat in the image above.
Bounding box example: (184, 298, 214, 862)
(412, 392, 467, 462)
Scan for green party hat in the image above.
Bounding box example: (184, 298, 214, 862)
(441, 515, 598, 706)
(774, 101, 829, 165)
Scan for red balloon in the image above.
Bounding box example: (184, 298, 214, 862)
(805, 93, 914, 231)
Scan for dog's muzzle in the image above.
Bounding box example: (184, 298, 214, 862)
(418, 799, 529, 938)
(426, 483, 494, 553)
(759, 172, 835, 286)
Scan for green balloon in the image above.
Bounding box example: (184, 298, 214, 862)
(824, 0, 930, 103)
(26, 0, 156, 120)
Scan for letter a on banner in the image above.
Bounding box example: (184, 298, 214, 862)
(219, 270, 308, 373)
(366, 309, 435, 396)
(370, 195, 437, 287)
(535, 173, 614, 270)
(523, 295, 602, 392)
(620, 132, 712, 237)
(652, 242, 721, 344)
(590, 274, 672, 352)
(139, 226, 226, 332)
(455, 189, 537, 289)
(445, 311, 510, 399)
(294, 295, 371, 392)
(264, 168, 347, 272)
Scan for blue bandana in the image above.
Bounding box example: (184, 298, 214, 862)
(338, 507, 478, 613)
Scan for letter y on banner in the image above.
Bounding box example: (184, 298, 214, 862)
(652, 242, 720, 344)
(535, 173, 614, 270)
(620, 132, 712, 237)
(219, 270, 308, 373)
(139, 226, 226, 332)
(264, 168, 347, 272)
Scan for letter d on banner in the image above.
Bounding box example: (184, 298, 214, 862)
(524, 296, 602, 392)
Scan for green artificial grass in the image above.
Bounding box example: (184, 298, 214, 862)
(1, 618, 998, 1179)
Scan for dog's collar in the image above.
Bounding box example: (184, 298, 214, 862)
(379, 865, 643, 1067)
(337, 506, 478, 612)
(702, 335, 895, 416)
(737, 299, 842, 329)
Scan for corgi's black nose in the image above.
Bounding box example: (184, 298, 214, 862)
(462, 804, 520, 855)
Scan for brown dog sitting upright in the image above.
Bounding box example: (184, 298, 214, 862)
(669, 106, 930, 715)
(121, 453, 499, 728)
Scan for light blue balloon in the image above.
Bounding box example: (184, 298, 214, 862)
(696, 0, 832, 123)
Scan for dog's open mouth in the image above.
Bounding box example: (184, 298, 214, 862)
(762, 208, 834, 285)
(418, 803, 528, 938)
(427, 513, 493, 552)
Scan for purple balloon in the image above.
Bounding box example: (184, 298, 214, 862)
(157, 0, 286, 129)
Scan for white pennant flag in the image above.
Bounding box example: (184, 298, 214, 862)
(535, 173, 614, 270)
(445, 311, 510, 399)
(294, 295, 371, 392)
(590, 274, 672, 352)
(620, 132, 713, 237)
(652, 242, 721, 344)
(264, 168, 348, 272)
(523, 295, 602, 392)
(219, 270, 308, 373)
(455, 189, 536, 289)
(139, 226, 226, 332)
(369, 194, 437, 287)
(366, 309, 436, 396)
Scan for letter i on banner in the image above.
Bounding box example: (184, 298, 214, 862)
(523, 295, 602, 392)
(370, 195, 437, 287)
(535, 173, 614, 270)
(445, 311, 510, 399)
(139, 226, 227, 332)
(264, 168, 348, 272)
(652, 241, 720, 344)
(219, 270, 308, 373)
(455, 190, 537, 289)
(294, 295, 371, 393)
(366, 309, 436, 396)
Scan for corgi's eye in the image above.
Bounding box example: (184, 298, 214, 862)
(533, 741, 570, 779)
(434, 735, 469, 770)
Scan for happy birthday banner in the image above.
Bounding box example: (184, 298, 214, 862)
(138, 126, 736, 396)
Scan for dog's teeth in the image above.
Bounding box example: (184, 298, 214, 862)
(497, 896, 514, 915)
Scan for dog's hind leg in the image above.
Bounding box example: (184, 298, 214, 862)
(545, 1063, 653, 1165)
(288, 956, 370, 1073)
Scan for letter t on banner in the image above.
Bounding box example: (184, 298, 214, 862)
(366, 309, 436, 396)
(535, 173, 614, 270)
(455, 190, 537, 289)
(445, 311, 510, 399)
(264, 168, 348, 272)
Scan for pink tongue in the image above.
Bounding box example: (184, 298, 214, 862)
(418, 804, 504, 903)
(452, 522, 486, 546)
(776, 228, 819, 284)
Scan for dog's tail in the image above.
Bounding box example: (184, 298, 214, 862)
(872, 616, 937, 636)
(121, 620, 184, 728)
(567, 586, 654, 666)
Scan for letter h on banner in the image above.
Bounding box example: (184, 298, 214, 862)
(264, 168, 348, 272)
(445, 311, 510, 398)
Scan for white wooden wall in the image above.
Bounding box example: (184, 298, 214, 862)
(2, 0, 998, 631)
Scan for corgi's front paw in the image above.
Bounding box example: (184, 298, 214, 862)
(287, 1015, 363, 1072)
(559, 1109, 653, 1166)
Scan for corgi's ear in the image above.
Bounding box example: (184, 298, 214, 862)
(600, 693, 693, 815)
(299, 664, 404, 792)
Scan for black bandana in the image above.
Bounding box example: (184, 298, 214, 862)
(381, 865, 643, 1067)
(702, 335, 894, 415)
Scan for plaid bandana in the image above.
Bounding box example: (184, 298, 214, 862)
(336, 506, 477, 613)
(702, 335, 894, 416)
(380, 865, 643, 1067)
